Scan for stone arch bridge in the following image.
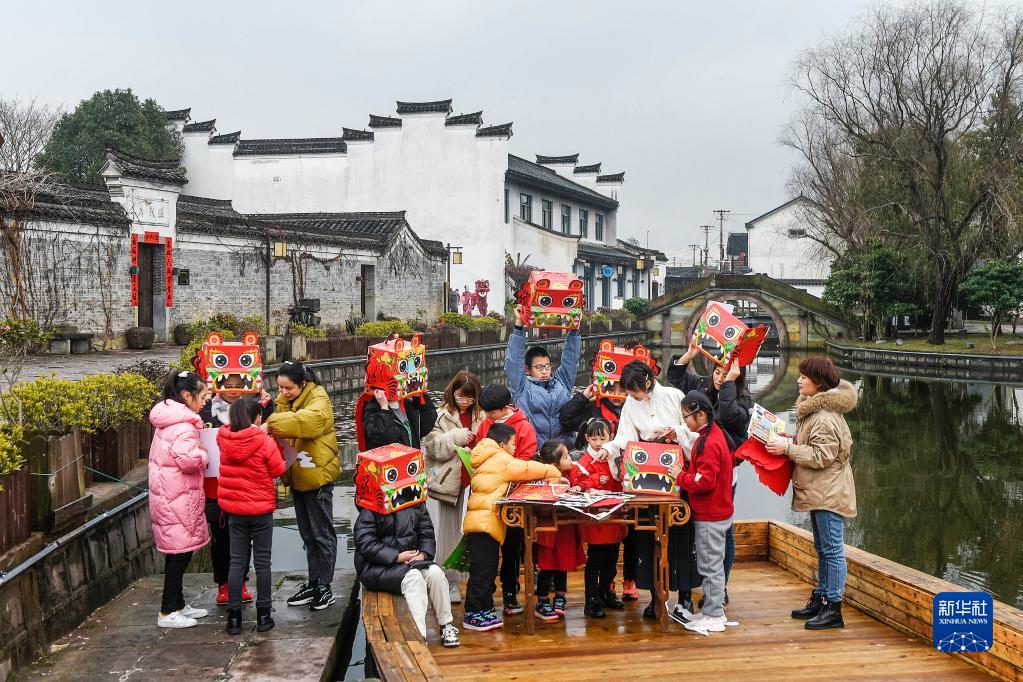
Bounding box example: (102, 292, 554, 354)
(640, 274, 845, 350)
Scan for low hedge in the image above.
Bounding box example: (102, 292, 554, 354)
(439, 313, 501, 332)
(356, 320, 415, 337)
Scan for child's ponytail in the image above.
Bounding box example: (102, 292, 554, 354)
(162, 370, 205, 404)
(228, 396, 263, 431)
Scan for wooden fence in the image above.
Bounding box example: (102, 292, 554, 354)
(0, 467, 31, 555)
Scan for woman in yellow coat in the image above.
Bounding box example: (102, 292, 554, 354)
(265, 362, 340, 611)
(461, 423, 562, 630)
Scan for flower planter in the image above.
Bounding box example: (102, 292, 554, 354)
(0, 467, 31, 555)
(125, 326, 155, 350)
(25, 429, 92, 533)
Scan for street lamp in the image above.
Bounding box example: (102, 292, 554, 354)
(446, 244, 463, 312)
(265, 227, 286, 353)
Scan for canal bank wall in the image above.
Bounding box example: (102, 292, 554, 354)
(828, 340, 1023, 382)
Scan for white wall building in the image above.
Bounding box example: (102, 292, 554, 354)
(172, 99, 658, 312)
(745, 196, 831, 298)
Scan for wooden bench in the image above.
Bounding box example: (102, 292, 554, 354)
(363, 588, 443, 682)
(49, 331, 94, 355)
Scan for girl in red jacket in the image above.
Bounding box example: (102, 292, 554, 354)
(217, 397, 287, 636)
(533, 440, 584, 622)
(571, 419, 629, 618)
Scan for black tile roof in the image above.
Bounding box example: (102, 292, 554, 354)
(727, 232, 748, 257)
(446, 111, 483, 126)
(506, 155, 617, 210)
(396, 99, 453, 115)
(617, 239, 667, 261)
(666, 266, 701, 279)
(418, 239, 449, 258)
(476, 122, 513, 138)
(577, 241, 638, 266)
(574, 163, 601, 174)
(182, 119, 215, 133)
(597, 172, 625, 183)
(368, 114, 402, 128)
(165, 108, 191, 122)
(13, 181, 130, 228)
(233, 138, 347, 156)
(104, 150, 187, 186)
(342, 127, 374, 142)
(536, 154, 578, 165)
(243, 211, 407, 239)
(208, 131, 241, 145)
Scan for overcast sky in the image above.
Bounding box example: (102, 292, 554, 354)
(3, 1, 924, 261)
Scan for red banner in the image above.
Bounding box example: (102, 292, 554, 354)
(130, 233, 139, 307)
(164, 237, 174, 307)
(144, 230, 160, 244)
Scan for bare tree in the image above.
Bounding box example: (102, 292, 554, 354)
(784, 2, 1023, 344)
(0, 96, 62, 172)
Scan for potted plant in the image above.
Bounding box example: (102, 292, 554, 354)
(173, 323, 191, 346)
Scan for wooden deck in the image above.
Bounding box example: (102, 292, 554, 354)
(363, 521, 1023, 681)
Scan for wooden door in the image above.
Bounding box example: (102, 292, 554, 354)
(138, 244, 155, 328)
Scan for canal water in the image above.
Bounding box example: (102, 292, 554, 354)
(268, 350, 1023, 678)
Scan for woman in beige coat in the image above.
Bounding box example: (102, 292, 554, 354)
(420, 371, 483, 602)
(767, 356, 857, 631)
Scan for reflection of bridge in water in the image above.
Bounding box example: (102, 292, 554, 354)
(642, 274, 845, 350)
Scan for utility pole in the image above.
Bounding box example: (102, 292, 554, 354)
(700, 225, 714, 270)
(688, 243, 700, 266)
(713, 209, 730, 271)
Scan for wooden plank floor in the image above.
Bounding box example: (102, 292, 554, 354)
(423, 561, 995, 681)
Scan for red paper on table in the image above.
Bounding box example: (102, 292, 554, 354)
(735, 438, 794, 496)
(506, 481, 569, 502)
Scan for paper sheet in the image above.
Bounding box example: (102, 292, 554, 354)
(277, 438, 315, 468)
(200, 428, 220, 478)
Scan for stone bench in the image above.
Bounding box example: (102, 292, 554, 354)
(49, 332, 95, 355)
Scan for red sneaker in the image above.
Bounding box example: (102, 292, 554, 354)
(622, 580, 639, 601)
(216, 584, 228, 605)
(241, 583, 254, 603)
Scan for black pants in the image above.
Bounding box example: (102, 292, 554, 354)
(585, 543, 619, 599)
(465, 532, 501, 613)
(228, 513, 273, 610)
(499, 526, 523, 596)
(536, 570, 567, 597)
(622, 528, 638, 581)
(205, 499, 231, 586)
(293, 484, 337, 585)
(161, 551, 194, 614)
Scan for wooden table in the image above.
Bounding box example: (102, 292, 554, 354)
(498, 495, 691, 634)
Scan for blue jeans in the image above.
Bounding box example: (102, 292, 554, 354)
(810, 510, 847, 601)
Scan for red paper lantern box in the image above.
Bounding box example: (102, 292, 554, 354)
(592, 339, 656, 400)
(691, 300, 768, 367)
(622, 441, 682, 496)
(365, 334, 429, 403)
(192, 332, 263, 394)
(354, 444, 428, 514)
(516, 271, 584, 330)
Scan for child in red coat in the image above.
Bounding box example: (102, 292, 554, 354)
(217, 397, 286, 635)
(570, 419, 628, 618)
(533, 440, 584, 622)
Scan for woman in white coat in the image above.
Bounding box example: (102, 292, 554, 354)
(420, 370, 484, 603)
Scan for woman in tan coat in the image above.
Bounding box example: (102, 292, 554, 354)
(421, 371, 484, 602)
(767, 356, 857, 631)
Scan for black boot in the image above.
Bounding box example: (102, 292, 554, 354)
(226, 609, 243, 635)
(584, 597, 606, 618)
(256, 606, 275, 632)
(601, 590, 625, 610)
(642, 602, 656, 620)
(791, 591, 824, 620)
(805, 599, 844, 630)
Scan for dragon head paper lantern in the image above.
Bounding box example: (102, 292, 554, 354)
(516, 271, 584, 330)
(364, 334, 429, 403)
(192, 332, 262, 394)
(691, 301, 768, 367)
(621, 441, 682, 496)
(354, 444, 428, 514)
(592, 339, 657, 400)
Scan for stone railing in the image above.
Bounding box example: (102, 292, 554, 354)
(827, 340, 1023, 382)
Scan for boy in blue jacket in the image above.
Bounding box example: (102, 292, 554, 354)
(505, 304, 582, 449)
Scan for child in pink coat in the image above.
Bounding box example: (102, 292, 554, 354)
(149, 371, 211, 629)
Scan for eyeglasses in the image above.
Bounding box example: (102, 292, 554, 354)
(681, 410, 696, 420)
(454, 395, 475, 403)
(531, 363, 552, 371)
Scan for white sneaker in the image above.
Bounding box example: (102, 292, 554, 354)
(684, 613, 727, 634)
(158, 611, 198, 629)
(179, 605, 208, 619)
(440, 623, 461, 648)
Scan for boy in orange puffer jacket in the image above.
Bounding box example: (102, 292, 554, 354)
(217, 397, 286, 635)
(461, 423, 562, 632)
